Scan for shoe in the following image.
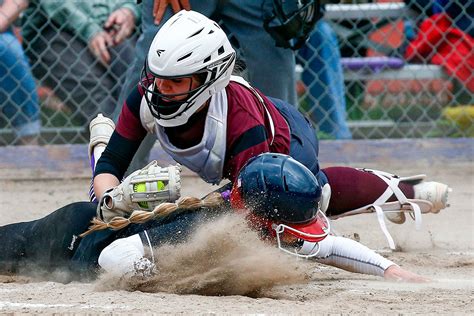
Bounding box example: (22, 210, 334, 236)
(88, 113, 115, 159)
(131, 257, 156, 279)
(385, 211, 406, 224)
(414, 181, 451, 213)
(386, 181, 451, 224)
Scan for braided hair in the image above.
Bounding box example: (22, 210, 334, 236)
(79, 192, 226, 237)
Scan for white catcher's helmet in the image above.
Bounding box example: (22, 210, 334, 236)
(140, 10, 236, 127)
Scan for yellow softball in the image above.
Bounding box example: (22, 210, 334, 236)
(133, 181, 166, 208)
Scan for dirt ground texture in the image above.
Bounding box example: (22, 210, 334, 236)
(0, 153, 473, 314)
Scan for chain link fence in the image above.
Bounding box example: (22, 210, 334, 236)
(1, 0, 473, 145)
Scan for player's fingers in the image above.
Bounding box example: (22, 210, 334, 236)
(384, 265, 431, 283)
(103, 32, 114, 47)
(170, 0, 181, 13)
(108, 28, 118, 39)
(154, 0, 167, 24)
(100, 47, 111, 65)
(114, 29, 125, 45)
(180, 0, 191, 11)
(153, 0, 159, 17)
(115, 26, 132, 45)
(89, 36, 102, 57)
(94, 36, 111, 64)
(89, 38, 98, 53)
(114, 12, 135, 44)
(405, 273, 431, 283)
(104, 13, 117, 28)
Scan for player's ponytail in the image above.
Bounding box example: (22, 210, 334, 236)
(79, 192, 225, 237)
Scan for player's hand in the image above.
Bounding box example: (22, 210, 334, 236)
(89, 31, 114, 65)
(0, 16, 8, 33)
(0, 0, 29, 33)
(153, 0, 191, 25)
(104, 7, 136, 45)
(384, 265, 431, 283)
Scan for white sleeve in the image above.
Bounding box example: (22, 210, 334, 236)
(98, 234, 145, 276)
(300, 235, 396, 277)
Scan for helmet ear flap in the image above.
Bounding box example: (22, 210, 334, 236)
(320, 183, 331, 214)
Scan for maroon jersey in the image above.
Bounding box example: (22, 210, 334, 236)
(224, 81, 290, 180)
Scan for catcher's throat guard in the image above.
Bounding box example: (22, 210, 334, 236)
(98, 161, 181, 222)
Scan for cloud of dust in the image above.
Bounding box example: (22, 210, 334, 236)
(7, 264, 81, 284)
(97, 214, 311, 296)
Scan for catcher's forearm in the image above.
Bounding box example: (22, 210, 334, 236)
(94, 173, 120, 200)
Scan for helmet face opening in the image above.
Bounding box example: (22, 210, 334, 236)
(263, 0, 323, 50)
(140, 53, 236, 125)
(140, 62, 209, 120)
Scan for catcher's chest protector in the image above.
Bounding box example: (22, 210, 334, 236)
(140, 89, 228, 184)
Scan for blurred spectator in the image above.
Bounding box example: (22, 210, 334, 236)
(0, 0, 41, 145)
(297, 20, 352, 140)
(404, 0, 474, 99)
(116, 0, 299, 173)
(21, 0, 140, 125)
(406, 0, 473, 37)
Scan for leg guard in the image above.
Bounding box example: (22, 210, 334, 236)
(329, 168, 450, 250)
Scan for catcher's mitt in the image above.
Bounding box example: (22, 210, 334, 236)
(97, 160, 181, 222)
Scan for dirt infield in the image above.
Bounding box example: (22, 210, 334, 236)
(0, 139, 472, 314)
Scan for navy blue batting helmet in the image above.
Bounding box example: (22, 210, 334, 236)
(230, 153, 328, 243)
